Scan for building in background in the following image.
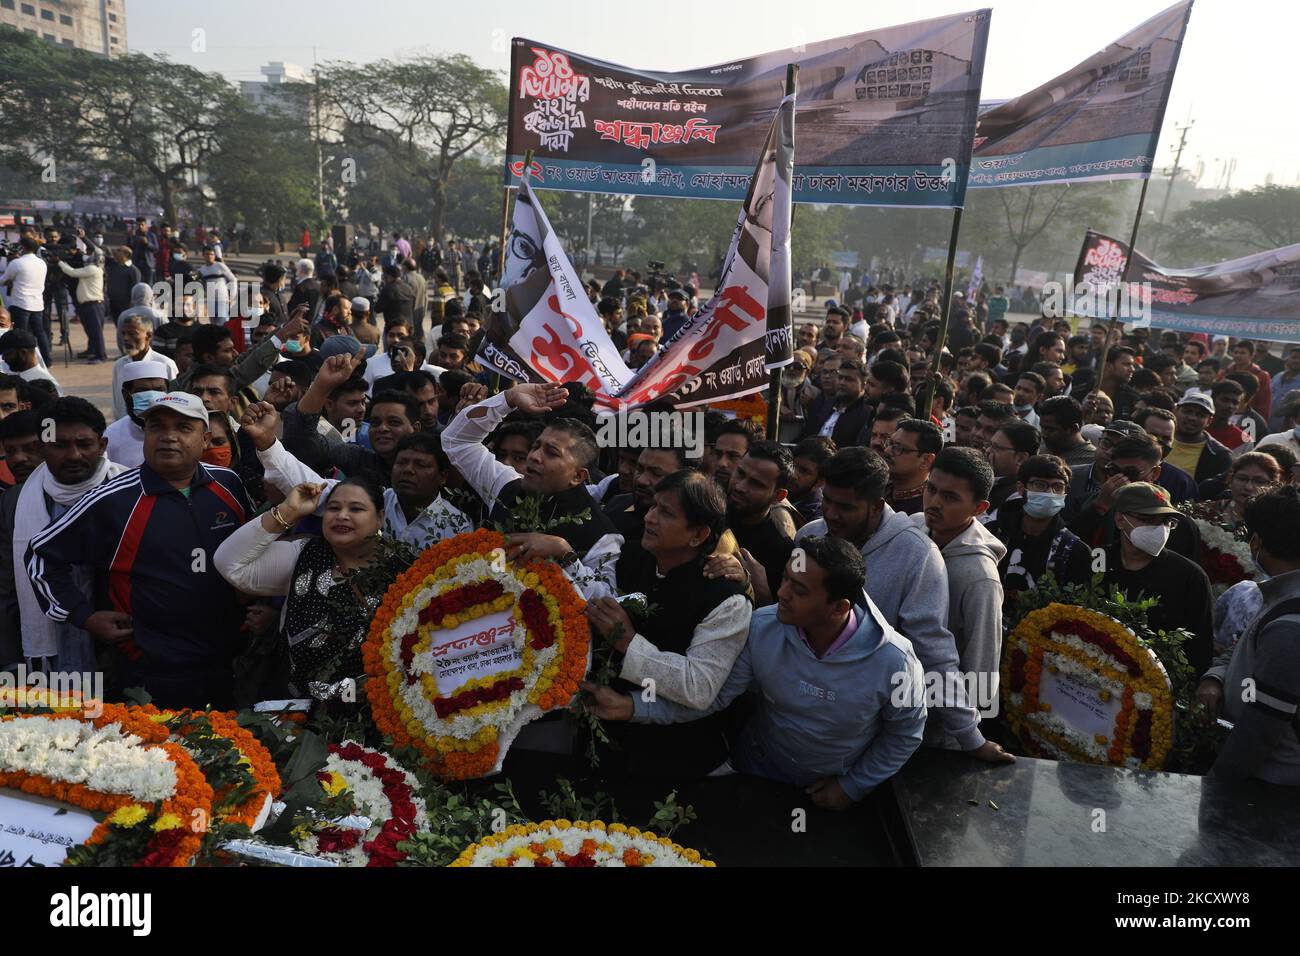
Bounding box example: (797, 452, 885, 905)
(0, 0, 127, 56)
(240, 61, 314, 118)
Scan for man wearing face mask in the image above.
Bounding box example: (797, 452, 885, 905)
(111, 315, 177, 421)
(104, 361, 171, 468)
(1100, 482, 1214, 673)
(1068, 433, 1202, 564)
(987, 455, 1092, 614)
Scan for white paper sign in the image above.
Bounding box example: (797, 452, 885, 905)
(1039, 669, 1120, 741)
(420, 609, 521, 696)
(0, 789, 99, 867)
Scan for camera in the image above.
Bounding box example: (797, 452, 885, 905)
(648, 260, 665, 271)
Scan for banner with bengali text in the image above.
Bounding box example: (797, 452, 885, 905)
(970, 1, 1192, 189)
(506, 10, 990, 208)
(1073, 228, 1300, 343)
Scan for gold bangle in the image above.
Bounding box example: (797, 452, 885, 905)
(269, 505, 292, 531)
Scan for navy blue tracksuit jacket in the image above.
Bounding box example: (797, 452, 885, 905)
(27, 462, 251, 707)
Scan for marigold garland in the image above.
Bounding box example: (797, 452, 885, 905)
(363, 529, 590, 780)
(133, 705, 282, 831)
(1002, 603, 1173, 770)
(450, 820, 714, 868)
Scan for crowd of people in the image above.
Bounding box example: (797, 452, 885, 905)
(0, 227, 1298, 803)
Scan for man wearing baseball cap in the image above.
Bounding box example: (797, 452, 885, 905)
(661, 287, 691, 341)
(1168, 391, 1233, 484)
(28, 390, 252, 708)
(1096, 481, 1214, 673)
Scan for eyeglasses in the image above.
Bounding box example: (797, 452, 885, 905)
(1026, 480, 1068, 494)
(1231, 473, 1276, 489)
(987, 442, 1016, 455)
(885, 440, 920, 455)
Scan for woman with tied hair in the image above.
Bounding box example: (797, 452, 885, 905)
(585, 469, 753, 780)
(214, 475, 395, 700)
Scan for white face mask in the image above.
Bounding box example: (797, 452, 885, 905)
(1122, 517, 1170, 557)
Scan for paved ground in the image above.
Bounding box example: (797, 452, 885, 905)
(41, 321, 118, 417)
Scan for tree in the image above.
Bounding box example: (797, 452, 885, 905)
(0, 30, 237, 224)
(319, 54, 507, 240)
(1169, 184, 1300, 259)
(207, 101, 319, 248)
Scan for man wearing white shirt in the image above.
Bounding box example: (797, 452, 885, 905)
(110, 316, 179, 420)
(103, 361, 170, 468)
(0, 237, 51, 364)
(363, 320, 412, 392)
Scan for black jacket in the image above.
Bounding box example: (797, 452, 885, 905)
(800, 395, 871, 448)
(1185, 433, 1234, 486)
(606, 542, 749, 778)
(375, 279, 415, 328)
(287, 277, 322, 319)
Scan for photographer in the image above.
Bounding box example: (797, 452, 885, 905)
(57, 249, 108, 364)
(0, 236, 50, 364)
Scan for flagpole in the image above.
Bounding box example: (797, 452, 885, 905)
(1090, 175, 1151, 391)
(493, 149, 534, 394)
(766, 64, 797, 441)
(919, 206, 964, 420)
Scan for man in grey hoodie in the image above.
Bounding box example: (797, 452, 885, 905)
(585, 535, 926, 807)
(914, 446, 1008, 744)
(795, 447, 1013, 763)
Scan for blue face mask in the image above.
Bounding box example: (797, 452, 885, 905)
(284, 340, 304, 354)
(1023, 491, 1066, 519)
(131, 390, 164, 415)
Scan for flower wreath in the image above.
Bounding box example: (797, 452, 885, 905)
(1178, 500, 1258, 594)
(364, 529, 590, 779)
(450, 820, 714, 868)
(1002, 603, 1173, 770)
(298, 741, 430, 866)
(0, 707, 213, 867)
(137, 706, 282, 832)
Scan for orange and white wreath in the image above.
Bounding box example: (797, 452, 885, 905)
(364, 529, 590, 779)
(1002, 603, 1173, 770)
(0, 694, 213, 866)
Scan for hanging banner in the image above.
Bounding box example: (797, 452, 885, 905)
(478, 174, 636, 408)
(1071, 229, 1300, 343)
(609, 100, 787, 409)
(506, 11, 990, 208)
(970, 1, 1193, 189)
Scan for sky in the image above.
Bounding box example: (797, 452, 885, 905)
(124, 0, 1296, 193)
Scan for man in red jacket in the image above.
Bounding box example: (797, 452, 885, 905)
(1227, 340, 1273, 420)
